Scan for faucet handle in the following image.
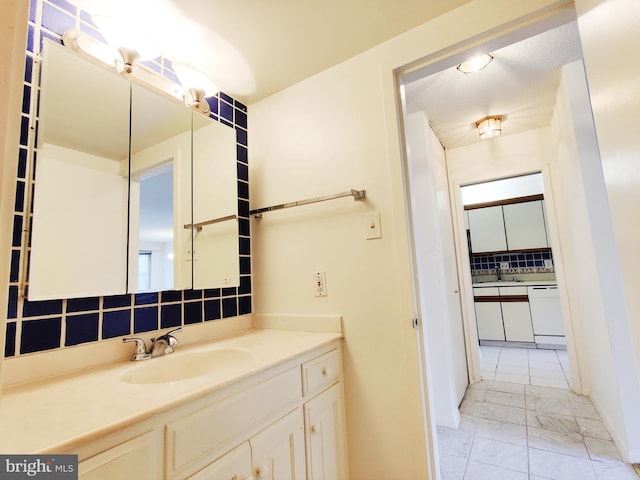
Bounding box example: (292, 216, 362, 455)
(165, 327, 181, 346)
(122, 337, 150, 361)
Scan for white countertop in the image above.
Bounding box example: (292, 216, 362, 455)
(0, 328, 342, 454)
(472, 281, 557, 287)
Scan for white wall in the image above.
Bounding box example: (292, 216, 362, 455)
(0, 0, 29, 392)
(405, 111, 467, 429)
(549, 61, 635, 459)
(248, 1, 575, 478)
(565, 0, 640, 457)
(574, 0, 640, 378)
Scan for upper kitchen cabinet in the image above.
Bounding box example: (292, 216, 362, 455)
(467, 205, 507, 253)
(503, 200, 548, 250)
(466, 196, 549, 253)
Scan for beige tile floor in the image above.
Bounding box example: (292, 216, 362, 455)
(437, 346, 639, 480)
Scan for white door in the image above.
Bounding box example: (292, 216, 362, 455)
(405, 112, 469, 426)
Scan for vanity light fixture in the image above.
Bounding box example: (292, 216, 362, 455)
(476, 115, 502, 139)
(173, 62, 219, 115)
(457, 53, 493, 74)
(91, 15, 160, 74)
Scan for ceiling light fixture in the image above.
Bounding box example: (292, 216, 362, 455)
(476, 115, 502, 139)
(457, 53, 493, 74)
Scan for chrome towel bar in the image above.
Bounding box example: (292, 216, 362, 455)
(250, 189, 366, 218)
(184, 214, 237, 232)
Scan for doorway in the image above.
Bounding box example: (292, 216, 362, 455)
(399, 10, 585, 436)
(461, 173, 571, 388)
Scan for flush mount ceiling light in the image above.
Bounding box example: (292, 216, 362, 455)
(173, 62, 219, 115)
(476, 115, 502, 139)
(457, 53, 493, 74)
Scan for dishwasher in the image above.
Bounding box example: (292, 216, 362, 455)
(527, 285, 566, 346)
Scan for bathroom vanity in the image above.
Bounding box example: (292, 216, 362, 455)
(0, 328, 348, 480)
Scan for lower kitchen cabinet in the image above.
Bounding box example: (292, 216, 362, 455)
(474, 286, 535, 343)
(501, 301, 534, 342)
(475, 302, 504, 341)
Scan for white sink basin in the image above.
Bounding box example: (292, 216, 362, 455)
(120, 347, 252, 384)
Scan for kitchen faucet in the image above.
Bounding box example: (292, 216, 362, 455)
(122, 327, 182, 361)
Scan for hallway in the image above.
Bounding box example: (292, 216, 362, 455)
(438, 347, 639, 479)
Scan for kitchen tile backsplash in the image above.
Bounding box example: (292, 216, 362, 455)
(5, 0, 251, 357)
(470, 249, 554, 276)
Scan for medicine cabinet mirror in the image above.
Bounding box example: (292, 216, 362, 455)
(28, 40, 239, 300)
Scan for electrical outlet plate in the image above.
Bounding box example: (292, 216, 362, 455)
(314, 271, 327, 297)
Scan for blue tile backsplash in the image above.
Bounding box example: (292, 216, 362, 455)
(470, 250, 554, 276)
(5, 0, 252, 358)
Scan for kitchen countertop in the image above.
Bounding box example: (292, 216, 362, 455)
(0, 328, 342, 454)
(472, 280, 557, 287)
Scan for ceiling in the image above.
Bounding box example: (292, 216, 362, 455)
(70, 0, 472, 104)
(403, 21, 584, 149)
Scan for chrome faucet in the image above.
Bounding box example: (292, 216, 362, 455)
(122, 337, 151, 361)
(122, 327, 181, 361)
(150, 327, 181, 357)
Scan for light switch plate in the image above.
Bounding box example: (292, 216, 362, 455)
(365, 212, 381, 240)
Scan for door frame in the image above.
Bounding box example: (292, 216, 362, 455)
(447, 167, 582, 394)
(395, 6, 584, 407)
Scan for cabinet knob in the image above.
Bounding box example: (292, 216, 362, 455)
(321, 366, 330, 376)
(311, 423, 320, 433)
(256, 465, 269, 478)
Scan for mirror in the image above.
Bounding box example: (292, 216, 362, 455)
(192, 112, 239, 289)
(29, 40, 130, 300)
(28, 40, 239, 300)
(128, 82, 192, 293)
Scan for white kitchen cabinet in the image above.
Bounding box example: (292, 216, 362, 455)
(79, 431, 160, 480)
(501, 302, 535, 342)
(474, 301, 505, 341)
(503, 200, 548, 250)
(468, 205, 507, 253)
(305, 383, 348, 480)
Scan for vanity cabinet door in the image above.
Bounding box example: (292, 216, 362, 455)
(187, 442, 252, 480)
(78, 432, 159, 480)
(304, 383, 348, 480)
(250, 409, 305, 480)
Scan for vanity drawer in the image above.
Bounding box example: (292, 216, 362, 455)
(165, 367, 301, 479)
(302, 349, 340, 397)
